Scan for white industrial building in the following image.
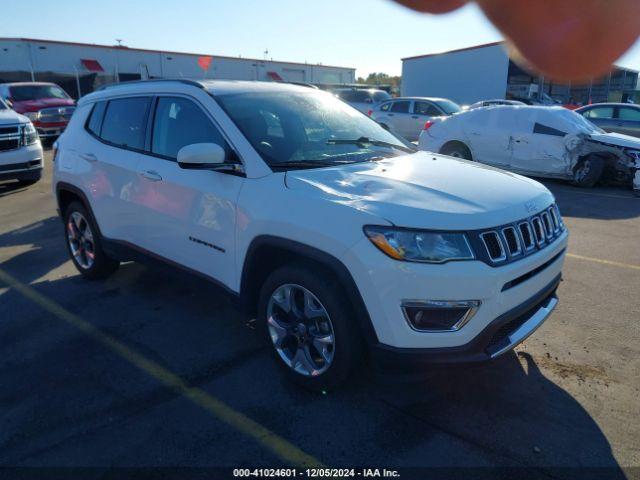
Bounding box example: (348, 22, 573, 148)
(402, 42, 639, 105)
(0, 38, 356, 99)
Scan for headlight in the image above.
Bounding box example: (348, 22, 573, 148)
(22, 122, 39, 145)
(364, 226, 475, 263)
(24, 111, 41, 122)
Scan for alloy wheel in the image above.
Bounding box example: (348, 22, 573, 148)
(67, 211, 95, 270)
(267, 284, 335, 376)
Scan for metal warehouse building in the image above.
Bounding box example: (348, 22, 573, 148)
(402, 41, 639, 105)
(0, 38, 356, 99)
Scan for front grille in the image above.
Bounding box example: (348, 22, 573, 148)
(0, 126, 20, 135)
(39, 106, 75, 123)
(0, 139, 20, 151)
(472, 204, 565, 266)
(0, 123, 26, 151)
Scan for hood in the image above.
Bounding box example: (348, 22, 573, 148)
(0, 108, 28, 126)
(12, 97, 75, 113)
(285, 152, 554, 230)
(588, 131, 640, 150)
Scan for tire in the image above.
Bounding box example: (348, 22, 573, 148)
(258, 264, 362, 391)
(440, 142, 472, 160)
(63, 201, 119, 280)
(572, 154, 605, 188)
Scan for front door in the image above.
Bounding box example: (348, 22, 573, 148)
(136, 95, 244, 289)
(411, 101, 443, 142)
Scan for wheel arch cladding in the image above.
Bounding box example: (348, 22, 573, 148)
(240, 235, 379, 345)
(55, 183, 103, 236)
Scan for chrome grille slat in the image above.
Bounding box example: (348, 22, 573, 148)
(531, 217, 546, 246)
(502, 226, 522, 256)
(480, 231, 506, 262)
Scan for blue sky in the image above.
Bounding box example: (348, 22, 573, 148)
(4, 0, 640, 77)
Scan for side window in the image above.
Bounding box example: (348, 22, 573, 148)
(414, 101, 441, 116)
(152, 97, 228, 159)
(618, 107, 640, 121)
(390, 101, 410, 113)
(533, 123, 567, 136)
(101, 97, 151, 150)
(583, 107, 614, 119)
(380, 102, 392, 112)
(86, 101, 107, 136)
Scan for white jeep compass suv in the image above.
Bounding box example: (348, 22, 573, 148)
(53, 80, 568, 390)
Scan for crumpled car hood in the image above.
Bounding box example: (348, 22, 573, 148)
(588, 132, 640, 150)
(285, 152, 554, 230)
(0, 109, 28, 126)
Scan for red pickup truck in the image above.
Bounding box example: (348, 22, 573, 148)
(0, 82, 76, 140)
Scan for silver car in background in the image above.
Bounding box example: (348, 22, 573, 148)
(575, 103, 640, 137)
(332, 88, 391, 114)
(370, 97, 462, 142)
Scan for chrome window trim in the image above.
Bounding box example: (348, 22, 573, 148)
(401, 299, 482, 333)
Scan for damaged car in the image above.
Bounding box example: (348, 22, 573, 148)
(418, 105, 640, 195)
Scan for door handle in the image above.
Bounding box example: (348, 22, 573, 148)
(387, 113, 394, 116)
(80, 152, 97, 162)
(140, 170, 162, 182)
(412, 115, 419, 119)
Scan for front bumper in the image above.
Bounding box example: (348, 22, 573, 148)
(370, 274, 560, 370)
(0, 142, 44, 180)
(342, 228, 568, 352)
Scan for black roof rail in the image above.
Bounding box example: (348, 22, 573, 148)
(97, 78, 204, 91)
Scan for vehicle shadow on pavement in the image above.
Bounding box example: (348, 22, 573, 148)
(0, 218, 627, 476)
(0, 180, 31, 198)
(373, 352, 626, 478)
(541, 180, 640, 220)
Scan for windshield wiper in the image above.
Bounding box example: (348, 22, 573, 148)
(326, 136, 415, 153)
(269, 160, 345, 171)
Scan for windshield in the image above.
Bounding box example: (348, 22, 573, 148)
(372, 90, 391, 102)
(9, 84, 70, 102)
(217, 90, 414, 169)
(561, 109, 605, 134)
(434, 99, 462, 115)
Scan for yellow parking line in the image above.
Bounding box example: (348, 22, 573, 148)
(0, 268, 323, 468)
(566, 253, 640, 271)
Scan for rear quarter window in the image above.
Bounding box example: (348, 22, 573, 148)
(86, 101, 107, 137)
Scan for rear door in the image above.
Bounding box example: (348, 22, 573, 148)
(510, 109, 569, 175)
(615, 106, 640, 137)
(383, 100, 412, 139)
(135, 95, 244, 288)
(80, 96, 152, 243)
(462, 108, 512, 167)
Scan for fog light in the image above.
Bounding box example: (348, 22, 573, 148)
(401, 300, 480, 332)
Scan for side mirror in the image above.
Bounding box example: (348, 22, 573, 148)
(177, 143, 226, 169)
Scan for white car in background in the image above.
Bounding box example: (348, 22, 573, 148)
(370, 97, 462, 142)
(332, 88, 391, 114)
(0, 97, 43, 186)
(469, 99, 526, 109)
(419, 105, 640, 194)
